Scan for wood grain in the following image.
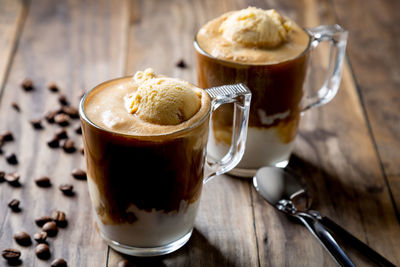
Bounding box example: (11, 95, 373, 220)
(0, 0, 129, 266)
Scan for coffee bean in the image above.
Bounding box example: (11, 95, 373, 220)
(45, 110, 58, 124)
(35, 176, 51, 187)
(5, 172, 20, 186)
(8, 199, 20, 212)
(176, 59, 187, 68)
(35, 243, 50, 260)
(72, 168, 86, 180)
(58, 94, 69, 106)
(79, 147, 84, 155)
(48, 82, 59, 93)
(75, 125, 82, 135)
(21, 78, 34, 91)
(51, 258, 68, 267)
(13, 231, 31, 246)
(59, 184, 74, 196)
(118, 260, 133, 267)
(62, 106, 79, 119)
(55, 129, 68, 140)
(35, 216, 52, 227)
(2, 248, 21, 261)
(6, 153, 18, 165)
(33, 232, 47, 243)
(11, 102, 20, 112)
(47, 137, 60, 148)
(0, 171, 5, 182)
(42, 221, 58, 237)
(30, 119, 43, 130)
(62, 139, 76, 153)
(54, 114, 70, 127)
(51, 210, 67, 228)
(1, 131, 14, 142)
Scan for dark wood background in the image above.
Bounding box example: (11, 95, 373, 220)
(0, 0, 399, 266)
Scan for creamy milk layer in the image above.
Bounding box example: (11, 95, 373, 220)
(84, 69, 210, 136)
(196, 7, 309, 64)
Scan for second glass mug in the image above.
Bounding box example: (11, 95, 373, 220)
(195, 24, 348, 177)
(80, 80, 251, 257)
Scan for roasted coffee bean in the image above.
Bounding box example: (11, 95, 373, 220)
(21, 78, 34, 91)
(54, 114, 70, 127)
(51, 210, 67, 228)
(13, 231, 31, 246)
(62, 139, 76, 153)
(35, 176, 51, 187)
(5, 172, 20, 186)
(118, 260, 133, 267)
(33, 232, 47, 243)
(6, 153, 18, 165)
(11, 102, 20, 112)
(58, 94, 69, 106)
(176, 59, 187, 68)
(48, 82, 59, 93)
(35, 216, 52, 227)
(8, 199, 20, 212)
(51, 258, 68, 267)
(47, 137, 60, 148)
(30, 119, 43, 130)
(75, 125, 82, 134)
(59, 184, 74, 196)
(1, 131, 14, 142)
(35, 243, 50, 260)
(2, 248, 21, 261)
(0, 171, 5, 182)
(71, 168, 86, 180)
(79, 147, 84, 155)
(45, 110, 57, 123)
(42, 221, 58, 237)
(62, 106, 79, 119)
(55, 129, 68, 140)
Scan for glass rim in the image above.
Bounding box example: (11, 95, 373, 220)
(79, 76, 212, 139)
(193, 27, 312, 67)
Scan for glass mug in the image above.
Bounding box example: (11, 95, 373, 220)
(195, 24, 348, 177)
(79, 79, 251, 257)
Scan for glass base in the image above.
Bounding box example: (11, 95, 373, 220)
(228, 160, 289, 178)
(102, 229, 193, 257)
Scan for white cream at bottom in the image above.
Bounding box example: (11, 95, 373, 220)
(87, 177, 200, 247)
(208, 126, 295, 170)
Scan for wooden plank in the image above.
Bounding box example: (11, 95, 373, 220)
(108, 0, 259, 265)
(252, 0, 400, 265)
(0, 0, 26, 93)
(331, 0, 400, 211)
(0, 0, 129, 266)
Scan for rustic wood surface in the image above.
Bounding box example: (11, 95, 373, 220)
(1, 0, 399, 266)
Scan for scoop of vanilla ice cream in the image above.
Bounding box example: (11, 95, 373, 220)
(219, 7, 292, 48)
(128, 69, 202, 125)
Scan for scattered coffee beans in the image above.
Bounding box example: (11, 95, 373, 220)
(71, 168, 86, 180)
(35, 243, 50, 260)
(13, 231, 31, 246)
(51, 258, 68, 267)
(75, 125, 82, 134)
(47, 137, 60, 148)
(6, 153, 18, 165)
(42, 221, 58, 237)
(48, 82, 59, 93)
(59, 184, 74, 196)
(51, 210, 67, 228)
(176, 59, 187, 68)
(55, 129, 68, 140)
(5, 172, 20, 186)
(62, 106, 79, 119)
(35, 176, 51, 187)
(8, 199, 20, 212)
(2, 248, 21, 261)
(58, 94, 69, 106)
(11, 102, 20, 112)
(30, 119, 43, 130)
(35, 216, 52, 227)
(62, 139, 76, 153)
(21, 78, 34, 91)
(1, 131, 14, 141)
(33, 232, 47, 243)
(54, 114, 70, 127)
(45, 110, 58, 123)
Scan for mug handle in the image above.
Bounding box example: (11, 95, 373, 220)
(203, 83, 252, 183)
(302, 24, 348, 112)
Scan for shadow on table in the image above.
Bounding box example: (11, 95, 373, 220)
(114, 228, 237, 267)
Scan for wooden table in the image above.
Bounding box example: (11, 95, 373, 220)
(1, 0, 399, 266)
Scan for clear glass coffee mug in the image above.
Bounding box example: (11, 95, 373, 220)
(195, 24, 348, 177)
(79, 80, 251, 257)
